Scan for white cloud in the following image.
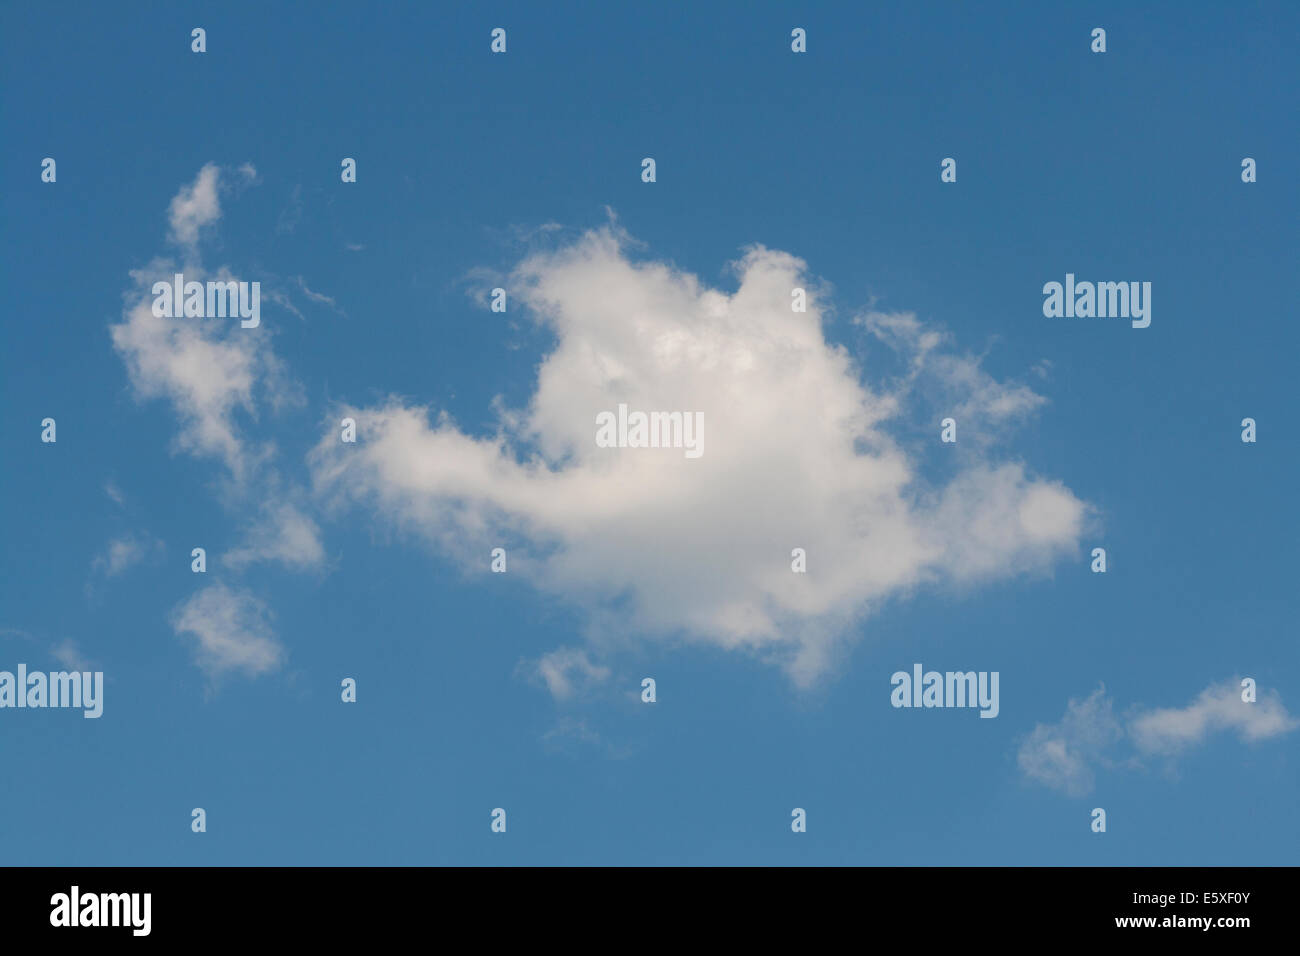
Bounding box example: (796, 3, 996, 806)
(1020, 679, 1297, 794)
(167, 163, 223, 247)
(91, 533, 162, 578)
(114, 168, 306, 486)
(858, 310, 1048, 438)
(223, 502, 326, 571)
(110, 166, 326, 682)
(294, 276, 339, 309)
(170, 583, 283, 679)
(1129, 679, 1298, 755)
(927, 466, 1084, 584)
(120, 179, 1086, 689)
(51, 639, 91, 672)
(1017, 687, 1123, 796)
(1, 628, 93, 671)
(104, 480, 126, 507)
(527, 647, 612, 700)
(113, 168, 297, 483)
(111, 282, 290, 481)
(311, 227, 1085, 685)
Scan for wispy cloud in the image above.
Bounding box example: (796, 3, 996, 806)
(276, 184, 303, 234)
(51, 639, 92, 672)
(1128, 680, 1298, 754)
(91, 533, 163, 579)
(104, 480, 126, 507)
(1, 628, 95, 672)
(858, 310, 1048, 441)
(111, 166, 331, 685)
(1019, 678, 1297, 794)
(112, 279, 289, 483)
(167, 162, 222, 247)
(170, 583, 284, 680)
(112, 166, 298, 484)
(294, 275, 343, 315)
(223, 502, 326, 572)
(1017, 687, 1123, 797)
(525, 647, 611, 700)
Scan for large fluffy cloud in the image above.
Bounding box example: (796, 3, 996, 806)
(311, 227, 1086, 684)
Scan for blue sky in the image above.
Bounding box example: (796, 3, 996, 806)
(1, 1, 1296, 865)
